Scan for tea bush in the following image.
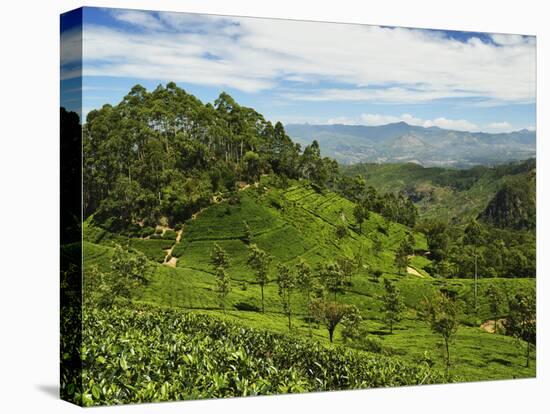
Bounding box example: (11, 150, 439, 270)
(75, 306, 445, 406)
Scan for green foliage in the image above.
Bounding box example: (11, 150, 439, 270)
(83, 83, 330, 230)
(162, 229, 178, 240)
(243, 151, 261, 183)
(247, 244, 272, 312)
(340, 305, 363, 343)
(421, 292, 460, 368)
(75, 306, 445, 406)
(141, 226, 155, 237)
(505, 290, 536, 367)
(480, 179, 536, 230)
(486, 283, 502, 333)
(210, 243, 230, 269)
(84, 244, 151, 308)
(394, 242, 410, 274)
(342, 159, 535, 225)
(243, 221, 253, 244)
(335, 222, 348, 239)
(276, 263, 297, 329)
(310, 299, 353, 343)
(215, 267, 232, 314)
(381, 279, 405, 333)
(129, 239, 171, 262)
(75, 81, 538, 405)
(319, 262, 345, 299)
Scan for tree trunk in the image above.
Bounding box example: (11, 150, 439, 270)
(474, 253, 478, 312)
(445, 337, 450, 367)
(329, 327, 334, 343)
(261, 284, 265, 313)
(288, 309, 291, 330)
(526, 342, 530, 368)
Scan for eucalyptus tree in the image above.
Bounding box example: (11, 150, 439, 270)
(277, 263, 297, 330)
(247, 244, 272, 313)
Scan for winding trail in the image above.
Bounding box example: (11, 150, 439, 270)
(163, 228, 183, 267)
(406, 266, 423, 277)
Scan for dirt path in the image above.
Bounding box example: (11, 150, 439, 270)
(406, 266, 423, 277)
(480, 319, 506, 334)
(163, 228, 184, 266)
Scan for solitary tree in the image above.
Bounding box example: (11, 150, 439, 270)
(105, 244, 151, 307)
(296, 258, 315, 334)
(372, 269, 383, 283)
(353, 243, 366, 274)
(247, 244, 272, 312)
(319, 262, 345, 300)
(337, 256, 355, 285)
(215, 266, 231, 313)
(505, 291, 536, 367)
(353, 203, 369, 233)
(421, 292, 460, 369)
(210, 243, 230, 269)
(277, 263, 296, 329)
(243, 221, 253, 244)
(340, 305, 363, 344)
(335, 222, 348, 239)
(394, 244, 410, 275)
(464, 219, 483, 311)
(310, 299, 352, 343)
(486, 283, 502, 333)
(243, 151, 260, 183)
(381, 278, 405, 333)
(372, 235, 383, 256)
(210, 243, 231, 313)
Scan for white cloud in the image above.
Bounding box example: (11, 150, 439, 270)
(110, 10, 165, 31)
(527, 125, 536, 131)
(326, 112, 480, 132)
(423, 117, 478, 131)
(67, 11, 536, 105)
(491, 33, 535, 46)
(486, 121, 513, 132)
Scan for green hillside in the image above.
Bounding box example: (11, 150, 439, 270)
(63, 84, 536, 406)
(342, 159, 535, 223)
(82, 180, 535, 390)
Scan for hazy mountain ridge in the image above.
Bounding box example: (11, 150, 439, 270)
(285, 122, 536, 167)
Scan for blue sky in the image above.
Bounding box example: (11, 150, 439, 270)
(61, 7, 536, 133)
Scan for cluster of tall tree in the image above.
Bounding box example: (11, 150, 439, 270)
(338, 175, 418, 227)
(418, 218, 535, 279)
(82, 83, 337, 231)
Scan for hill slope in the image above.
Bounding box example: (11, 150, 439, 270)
(83, 180, 535, 382)
(342, 159, 535, 223)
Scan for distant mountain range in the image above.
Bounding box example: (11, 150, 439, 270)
(285, 122, 536, 167)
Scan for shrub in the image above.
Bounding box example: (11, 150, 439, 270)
(162, 229, 178, 240)
(336, 223, 348, 239)
(141, 226, 155, 237)
(70, 306, 445, 406)
(234, 301, 260, 312)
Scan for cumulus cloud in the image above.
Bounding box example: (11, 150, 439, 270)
(326, 112, 479, 132)
(486, 121, 513, 132)
(67, 10, 536, 105)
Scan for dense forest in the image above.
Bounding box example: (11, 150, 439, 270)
(84, 82, 338, 229)
(341, 160, 536, 279)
